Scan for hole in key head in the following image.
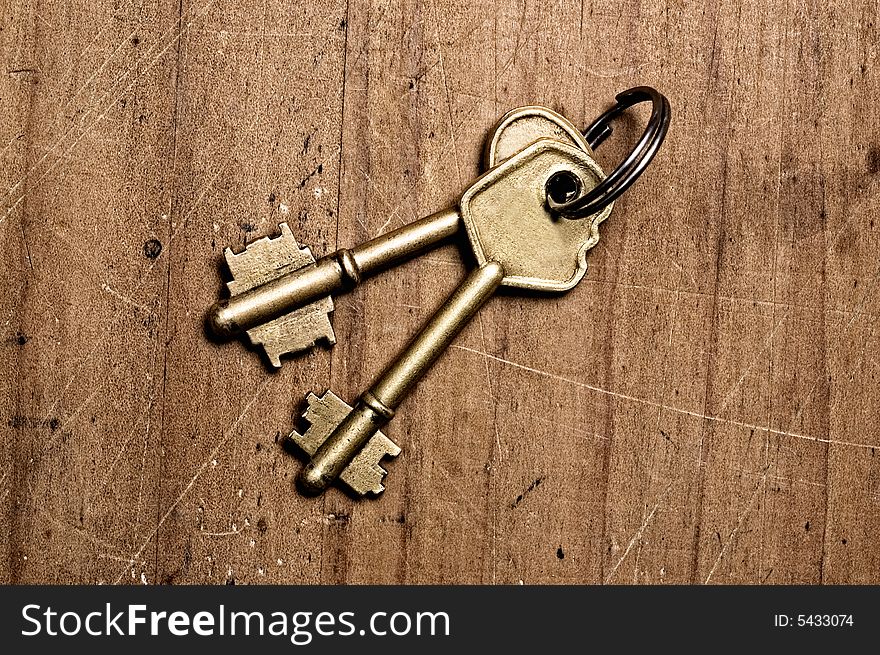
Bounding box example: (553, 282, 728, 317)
(545, 170, 582, 207)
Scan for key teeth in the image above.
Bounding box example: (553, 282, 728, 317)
(224, 223, 314, 293)
(288, 390, 400, 496)
(224, 222, 335, 364)
(288, 391, 341, 455)
(245, 297, 336, 368)
(345, 431, 401, 496)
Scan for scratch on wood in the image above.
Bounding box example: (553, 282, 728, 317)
(111, 376, 274, 584)
(704, 477, 765, 584)
(451, 345, 880, 452)
(531, 414, 609, 442)
(429, 1, 462, 187)
(511, 476, 545, 509)
(1, 0, 222, 224)
(605, 481, 675, 584)
(59, 28, 139, 114)
(100, 283, 155, 314)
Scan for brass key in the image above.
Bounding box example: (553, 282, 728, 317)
(207, 107, 598, 367)
(295, 136, 612, 496)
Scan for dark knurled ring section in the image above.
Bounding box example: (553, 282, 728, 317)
(547, 86, 671, 219)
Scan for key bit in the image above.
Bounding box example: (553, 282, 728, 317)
(296, 260, 505, 496)
(217, 223, 335, 367)
(289, 390, 400, 496)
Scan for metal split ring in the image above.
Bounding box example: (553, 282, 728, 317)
(546, 85, 671, 218)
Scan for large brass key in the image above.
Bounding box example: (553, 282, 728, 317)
(206, 107, 599, 367)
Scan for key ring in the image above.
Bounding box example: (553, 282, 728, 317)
(546, 85, 671, 218)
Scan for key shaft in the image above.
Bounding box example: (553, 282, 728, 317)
(209, 207, 461, 337)
(298, 260, 504, 495)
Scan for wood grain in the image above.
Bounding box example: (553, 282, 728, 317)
(2, 0, 879, 585)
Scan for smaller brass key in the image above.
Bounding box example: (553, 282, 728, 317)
(293, 137, 612, 496)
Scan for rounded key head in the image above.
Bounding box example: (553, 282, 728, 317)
(484, 106, 596, 168)
(460, 138, 612, 292)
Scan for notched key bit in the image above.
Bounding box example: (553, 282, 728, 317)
(218, 223, 336, 367)
(289, 390, 400, 496)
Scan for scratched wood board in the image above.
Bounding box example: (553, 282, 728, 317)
(2, 0, 879, 585)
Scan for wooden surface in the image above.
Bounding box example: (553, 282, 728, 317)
(2, 0, 879, 585)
